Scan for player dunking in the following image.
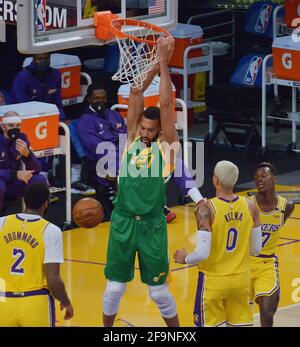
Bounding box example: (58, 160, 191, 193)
(0, 183, 73, 327)
(249, 162, 294, 327)
(174, 161, 262, 327)
(102, 36, 181, 327)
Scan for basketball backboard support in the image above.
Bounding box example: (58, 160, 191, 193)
(17, 0, 177, 54)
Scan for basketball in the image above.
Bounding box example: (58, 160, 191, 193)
(72, 198, 104, 228)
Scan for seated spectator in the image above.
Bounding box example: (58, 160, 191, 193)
(9, 52, 66, 120)
(9, 52, 94, 196)
(77, 83, 127, 218)
(0, 111, 47, 215)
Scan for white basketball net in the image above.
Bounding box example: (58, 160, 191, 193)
(112, 22, 168, 90)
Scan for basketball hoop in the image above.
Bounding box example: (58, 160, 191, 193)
(94, 12, 170, 89)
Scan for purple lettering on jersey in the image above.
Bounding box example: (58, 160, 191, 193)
(11, 248, 25, 275)
(262, 232, 271, 247)
(226, 228, 238, 252)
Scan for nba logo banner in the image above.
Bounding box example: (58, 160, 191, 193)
(255, 4, 273, 33)
(36, 0, 47, 32)
(244, 56, 262, 85)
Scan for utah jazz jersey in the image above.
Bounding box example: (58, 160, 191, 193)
(115, 137, 172, 216)
(250, 195, 287, 256)
(0, 214, 49, 292)
(198, 196, 254, 278)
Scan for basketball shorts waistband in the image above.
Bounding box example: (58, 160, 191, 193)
(114, 208, 163, 220)
(255, 253, 276, 259)
(0, 288, 50, 298)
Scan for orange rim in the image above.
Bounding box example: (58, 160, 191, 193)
(111, 18, 170, 45)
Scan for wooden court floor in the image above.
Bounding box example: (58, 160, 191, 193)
(56, 185, 300, 327)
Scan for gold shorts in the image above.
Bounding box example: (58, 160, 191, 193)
(250, 255, 279, 302)
(0, 289, 55, 327)
(194, 272, 253, 327)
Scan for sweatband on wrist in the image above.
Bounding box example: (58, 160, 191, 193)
(185, 230, 212, 265)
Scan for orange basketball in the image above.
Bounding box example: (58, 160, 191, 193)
(72, 198, 104, 228)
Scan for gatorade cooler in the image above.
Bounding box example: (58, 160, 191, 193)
(0, 102, 59, 151)
(272, 36, 300, 81)
(285, 0, 300, 28)
(23, 54, 82, 100)
(169, 23, 203, 68)
(118, 77, 177, 119)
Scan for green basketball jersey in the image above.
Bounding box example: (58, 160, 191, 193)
(114, 137, 169, 216)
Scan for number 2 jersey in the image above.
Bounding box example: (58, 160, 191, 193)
(198, 196, 254, 280)
(0, 214, 64, 293)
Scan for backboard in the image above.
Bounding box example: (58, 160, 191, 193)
(17, 0, 178, 54)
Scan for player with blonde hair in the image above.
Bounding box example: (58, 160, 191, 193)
(174, 160, 262, 327)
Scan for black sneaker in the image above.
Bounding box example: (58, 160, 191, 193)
(71, 181, 96, 196)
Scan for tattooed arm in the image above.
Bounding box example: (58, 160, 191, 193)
(194, 201, 213, 232)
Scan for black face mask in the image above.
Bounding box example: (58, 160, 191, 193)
(35, 60, 50, 74)
(91, 101, 107, 116)
(7, 128, 21, 140)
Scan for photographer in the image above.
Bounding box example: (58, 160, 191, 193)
(0, 111, 47, 215)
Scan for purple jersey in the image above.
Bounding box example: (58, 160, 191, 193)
(77, 107, 127, 163)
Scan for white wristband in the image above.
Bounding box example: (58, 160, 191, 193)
(184, 230, 212, 265)
(250, 225, 262, 256)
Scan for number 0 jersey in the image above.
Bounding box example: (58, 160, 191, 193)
(198, 196, 254, 278)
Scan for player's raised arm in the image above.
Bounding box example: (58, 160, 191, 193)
(157, 36, 178, 146)
(127, 63, 160, 143)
